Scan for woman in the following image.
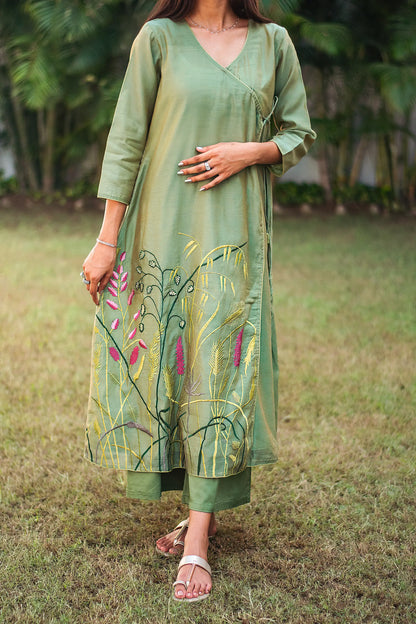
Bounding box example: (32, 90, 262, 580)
(81, 0, 316, 603)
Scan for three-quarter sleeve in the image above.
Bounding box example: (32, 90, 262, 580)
(266, 28, 316, 177)
(97, 23, 162, 205)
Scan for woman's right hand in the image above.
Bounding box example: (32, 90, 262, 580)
(82, 242, 117, 305)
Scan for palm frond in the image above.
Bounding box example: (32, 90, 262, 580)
(10, 42, 62, 108)
(372, 63, 416, 114)
(389, 8, 416, 61)
(26, 0, 108, 42)
(300, 21, 352, 56)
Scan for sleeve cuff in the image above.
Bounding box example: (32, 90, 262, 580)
(266, 133, 316, 177)
(97, 186, 131, 205)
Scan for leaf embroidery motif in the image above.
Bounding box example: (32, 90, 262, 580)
(163, 365, 174, 400)
(209, 342, 224, 376)
(133, 355, 145, 381)
(244, 336, 256, 373)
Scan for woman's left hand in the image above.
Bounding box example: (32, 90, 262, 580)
(178, 142, 256, 191)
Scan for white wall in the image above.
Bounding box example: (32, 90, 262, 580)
(0, 143, 14, 178)
(280, 153, 320, 183)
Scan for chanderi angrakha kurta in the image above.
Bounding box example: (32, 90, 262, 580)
(83, 17, 316, 478)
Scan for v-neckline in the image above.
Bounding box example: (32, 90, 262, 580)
(183, 18, 252, 71)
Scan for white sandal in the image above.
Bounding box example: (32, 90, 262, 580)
(156, 518, 215, 557)
(172, 555, 212, 603)
(156, 518, 189, 557)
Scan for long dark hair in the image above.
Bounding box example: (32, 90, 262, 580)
(145, 0, 272, 24)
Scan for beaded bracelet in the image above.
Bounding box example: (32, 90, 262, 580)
(96, 238, 117, 248)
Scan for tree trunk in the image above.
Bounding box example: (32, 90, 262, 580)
(9, 92, 39, 191)
(317, 70, 333, 202)
(317, 149, 332, 202)
(1, 100, 27, 190)
(384, 133, 396, 198)
(2, 46, 40, 192)
(336, 138, 348, 187)
(349, 137, 368, 187)
(401, 112, 410, 204)
(41, 107, 56, 193)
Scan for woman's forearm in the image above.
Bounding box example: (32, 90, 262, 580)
(98, 199, 128, 245)
(244, 141, 282, 167)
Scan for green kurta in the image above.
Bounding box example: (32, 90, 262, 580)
(84, 17, 316, 478)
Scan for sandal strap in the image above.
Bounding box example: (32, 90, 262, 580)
(173, 518, 189, 531)
(172, 518, 189, 547)
(173, 579, 190, 589)
(178, 555, 212, 577)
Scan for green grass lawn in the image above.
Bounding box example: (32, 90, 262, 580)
(0, 207, 415, 624)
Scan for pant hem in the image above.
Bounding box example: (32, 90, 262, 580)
(182, 494, 251, 512)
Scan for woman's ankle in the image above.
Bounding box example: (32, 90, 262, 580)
(183, 532, 209, 556)
(209, 512, 217, 535)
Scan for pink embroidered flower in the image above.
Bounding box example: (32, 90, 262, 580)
(111, 318, 119, 330)
(176, 336, 185, 375)
(109, 347, 120, 362)
(108, 286, 117, 297)
(106, 300, 118, 310)
(138, 339, 147, 349)
(120, 282, 128, 292)
(112, 270, 119, 279)
(128, 328, 137, 340)
(120, 251, 126, 262)
(233, 328, 244, 367)
(130, 346, 139, 366)
(121, 272, 128, 282)
(117, 264, 123, 273)
(110, 279, 118, 289)
(127, 291, 135, 306)
(133, 310, 140, 320)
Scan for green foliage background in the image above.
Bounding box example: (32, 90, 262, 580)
(0, 0, 415, 207)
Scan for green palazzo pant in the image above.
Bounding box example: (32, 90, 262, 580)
(125, 468, 251, 512)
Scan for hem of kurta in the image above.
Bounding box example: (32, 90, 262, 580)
(249, 451, 278, 465)
(81, 451, 278, 473)
(125, 466, 251, 512)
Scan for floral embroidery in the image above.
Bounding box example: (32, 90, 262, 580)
(130, 346, 139, 366)
(86, 239, 258, 476)
(233, 327, 244, 367)
(176, 336, 185, 375)
(109, 347, 119, 362)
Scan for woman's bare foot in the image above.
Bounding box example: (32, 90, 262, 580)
(173, 510, 213, 600)
(156, 513, 217, 556)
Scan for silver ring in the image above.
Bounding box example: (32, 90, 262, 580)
(204, 161, 211, 171)
(80, 270, 90, 285)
